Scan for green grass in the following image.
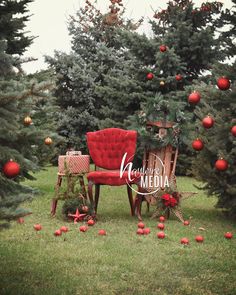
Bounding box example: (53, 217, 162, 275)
(0, 166, 236, 295)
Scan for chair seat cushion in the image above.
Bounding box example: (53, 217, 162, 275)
(87, 170, 141, 186)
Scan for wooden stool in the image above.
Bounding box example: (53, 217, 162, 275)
(51, 153, 90, 216)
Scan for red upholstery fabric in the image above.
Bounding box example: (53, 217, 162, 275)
(87, 170, 141, 186)
(86, 128, 137, 170)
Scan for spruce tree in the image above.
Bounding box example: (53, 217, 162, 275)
(0, 0, 53, 223)
(191, 1, 236, 217)
(46, 0, 143, 151)
(124, 0, 224, 174)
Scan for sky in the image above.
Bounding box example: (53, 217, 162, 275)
(22, 0, 233, 73)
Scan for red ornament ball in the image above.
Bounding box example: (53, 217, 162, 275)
(159, 216, 165, 222)
(146, 72, 154, 80)
(175, 74, 182, 81)
(137, 228, 144, 235)
(143, 228, 150, 235)
(217, 77, 230, 91)
(34, 224, 42, 231)
(138, 222, 145, 229)
(79, 225, 88, 232)
(192, 139, 204, 151)
(195, 235, 204, 243)
(231, 126, 236, 137)
(188, 91, 201, 104)
(202, 116, 214, 129)
(159, 45, 167, 52)
(98, 229, 106, 236)
(215, 159, 228, 171)
(17, 218, 24, 224)
(157, 223, 165, 230)
(54, 229, 62, 236)
(224, 232, 233, 239)
(157, 231, 165, 239)
(181, 237, 189, 245)
(60, 226, 69, 233)
(2, 160, 20, 178)
(183, 220, 190, 226)
(87, 219, 95, 226)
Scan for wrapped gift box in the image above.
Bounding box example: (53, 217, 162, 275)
(58, 154, 90, 174)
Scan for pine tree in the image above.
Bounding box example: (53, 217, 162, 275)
(191, 1, 236, 218)
(124, 0, 224, 174)
(0, 0, 53, 224)
(46, 0, 143, 151)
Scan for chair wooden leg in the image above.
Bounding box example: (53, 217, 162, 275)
(95, 184, 100, 213)
(134, 194, 142, 221)
(127, 185, 135, 216)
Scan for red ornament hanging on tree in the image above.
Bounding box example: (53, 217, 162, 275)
(146, 72, 154, 80)
(231, 126, 236, 137)
(159, 45, 167, 52)
(2, 160, 20, 178)
(202, 116, 214, 129)
(215, 159, 228, 171)
(175, 74, 182, 81)
(217, 77, 230, 91)
(192, 139, 204, 151)
(188, 91, 201, 104)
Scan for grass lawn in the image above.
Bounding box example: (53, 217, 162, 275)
(0, 166, 236, 295)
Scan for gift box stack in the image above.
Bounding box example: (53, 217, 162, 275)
(58, 151, 90, 174)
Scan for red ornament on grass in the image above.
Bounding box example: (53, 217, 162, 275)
(183, 220, 190, 226)
(138, 222, 145, 229)
(159, 216, 165, 222)
(157, 231, 165, 239)
(160, 45, 167, 52)
(2, 160, 20, 178)
(217, 77, 230, 91)
(54, 229, 62, 236)
(17, 218, 24, 224)
(175, 74, 182, 81)
(143, 228, 150, 235)
(34, 224, 42, 231)
(215, 159, 228, 171)
(60, 226, 69, 233)
(98, 229, 106, 236)
(202, 116, 214, 129)
(181, 237, 189, 245)
(87, 219, 95, 226)
(224, 232, 233, 239)
(79, 225, 88, 232)
(188, 91, 201, 104)
(146, 72, 154, 80)
(157, 223, 165, 230)
(231, 126, 236, 137)
(192, 139, 204, 151)
(195, 235, 204, 243)
(137, 228, 144, 235)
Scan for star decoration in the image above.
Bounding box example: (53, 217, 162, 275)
(68, 208, 86, 224)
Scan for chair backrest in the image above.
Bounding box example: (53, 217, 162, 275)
(86, 128, 137, 170)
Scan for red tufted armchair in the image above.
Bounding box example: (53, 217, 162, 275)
(86, 128, 140, 216)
